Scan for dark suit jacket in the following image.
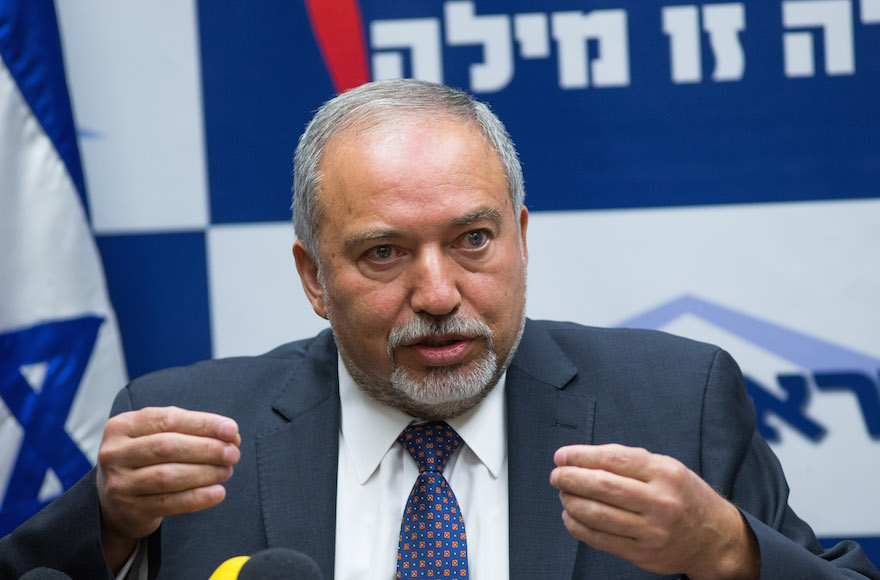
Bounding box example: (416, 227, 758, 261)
(2, 320, 878, 579)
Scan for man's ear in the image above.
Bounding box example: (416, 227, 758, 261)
(293, 240, 328, 319)
(519, 206, 529, 265)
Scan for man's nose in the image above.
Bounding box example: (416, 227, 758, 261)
(409, 248, 462, 316)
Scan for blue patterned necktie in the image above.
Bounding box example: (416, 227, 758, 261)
(397, 422, 469, 579)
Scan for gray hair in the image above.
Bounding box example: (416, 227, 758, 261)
(291, 79, 525, 262)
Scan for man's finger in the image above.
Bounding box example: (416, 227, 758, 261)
(554, 444, 655, 482)
(551, 465, 651, 514)
(117, 463, 235, 496)
(110, 406, 240, 444)
(129, 484, 229, 520)
(560, 510, 648, 566)
(106, 432, 241, 469)
(558, 490, 644, 538)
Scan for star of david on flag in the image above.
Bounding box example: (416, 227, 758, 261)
(0, 0, 127, 537)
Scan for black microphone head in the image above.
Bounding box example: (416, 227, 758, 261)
(19, 568, 73, 580)
(238, 548, 323, 580)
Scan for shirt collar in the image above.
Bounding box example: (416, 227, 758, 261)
(338, 356, 508, 484)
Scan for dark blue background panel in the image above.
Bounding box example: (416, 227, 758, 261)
(197, 0, 880, 223)
(198, 0, 334, 225)
(96, 232, 212, 379)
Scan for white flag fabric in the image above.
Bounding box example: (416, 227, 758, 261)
(0, 0, 127, 536)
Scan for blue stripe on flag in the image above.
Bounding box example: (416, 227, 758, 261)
(0, 0, 87, 212)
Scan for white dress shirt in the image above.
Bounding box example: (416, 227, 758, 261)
(121, 356, 510, 580)
(334, 356, 510, 580)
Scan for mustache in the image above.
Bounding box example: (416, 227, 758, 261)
(387, 314, 494, 355)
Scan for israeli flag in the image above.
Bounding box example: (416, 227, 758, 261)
(0, 0, 127, 535)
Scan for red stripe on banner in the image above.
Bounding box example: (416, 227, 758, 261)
(304, 0, 370, 93)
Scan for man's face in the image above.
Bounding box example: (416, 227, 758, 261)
(293, 117, 528, 419)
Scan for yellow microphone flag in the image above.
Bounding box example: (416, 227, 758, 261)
(208, 555, 251, 579)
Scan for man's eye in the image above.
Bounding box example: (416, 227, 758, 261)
(371, 245, 394, 260)
(465, 230, 487, 247)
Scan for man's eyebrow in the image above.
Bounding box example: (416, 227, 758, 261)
(343, 208, 503, 250)
(451, 207, 503, 227)
(344, 229, 403, 250)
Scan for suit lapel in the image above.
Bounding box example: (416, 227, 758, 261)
(507, 321, 596, 580)
(248, 323, 598, 579)
(255, 331, 341, 578)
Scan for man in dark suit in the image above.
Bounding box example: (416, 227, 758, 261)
(2, 79, 878, 579)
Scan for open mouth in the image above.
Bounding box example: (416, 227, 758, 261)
(405, 336, 474, 366)
(418, 337, 466, 348)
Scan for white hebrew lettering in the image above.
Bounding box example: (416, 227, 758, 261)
(784, 32, 817, 76)
(663, 4, 745, 84)
(444, 1, 513, 92)
(551, 10, 630, 88)
(782, 0, 855, 77)
(663, 6, 703, 83)
(370, 19, 443, 83)
(514, 13, 550, 59)
(703, 4, 746, 81)
(372, 52, 405, 82)
(862, 0, 880, 22)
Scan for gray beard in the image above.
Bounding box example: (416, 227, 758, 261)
(334, 312, 525, 421)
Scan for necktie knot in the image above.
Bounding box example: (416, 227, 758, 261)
(398, 422, 463, 474)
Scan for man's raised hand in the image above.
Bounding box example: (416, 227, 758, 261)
(96, 406, 241, 570)
(550, 444, 759, 580)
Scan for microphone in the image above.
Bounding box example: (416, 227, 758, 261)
(209, 548, 324, 580)
(19, 569, 72, 579)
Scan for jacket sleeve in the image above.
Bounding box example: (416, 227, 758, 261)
(700, 349, 880, 579)
(0, 467, 115, 579)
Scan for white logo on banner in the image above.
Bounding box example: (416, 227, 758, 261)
(619, 295, 880, 536)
